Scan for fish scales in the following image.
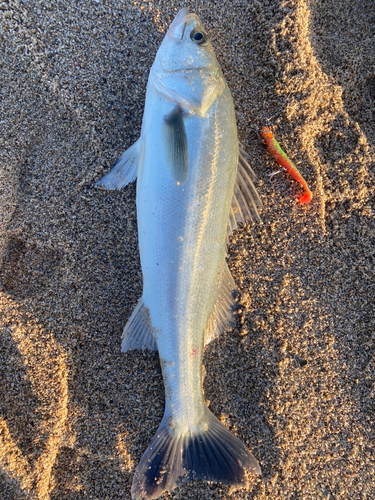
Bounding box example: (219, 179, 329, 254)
(139, 86, 237, 431)
(96, 7, 262, 499)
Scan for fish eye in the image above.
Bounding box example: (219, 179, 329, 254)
(190, 29, 207, 45)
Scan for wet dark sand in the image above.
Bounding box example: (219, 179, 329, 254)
(0, 1, 374, 499)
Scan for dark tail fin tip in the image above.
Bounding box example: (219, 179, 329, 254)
(131, 410, 261, 499)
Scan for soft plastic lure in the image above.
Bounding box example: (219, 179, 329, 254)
(260, 127, 312, 204)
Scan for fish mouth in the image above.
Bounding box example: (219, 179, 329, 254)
(167, 8, 197, 39)
(155, 63, 214, 78)
(166, 67, 210, 74)
(168, 8, 190, 32)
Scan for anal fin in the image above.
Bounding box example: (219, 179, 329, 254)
(121, 297, 157, 352)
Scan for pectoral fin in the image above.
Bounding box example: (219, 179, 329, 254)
(164, 106, 188, 184)
(95, 137, 144, 190)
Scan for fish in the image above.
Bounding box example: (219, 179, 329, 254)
(96, 7, 263, 499)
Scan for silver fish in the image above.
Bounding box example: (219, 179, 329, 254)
(97, 7, 262, 499)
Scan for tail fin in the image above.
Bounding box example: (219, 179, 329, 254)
(131, 409, 261, 499)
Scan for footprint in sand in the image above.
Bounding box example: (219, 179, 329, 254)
(0, 297, 68, 500)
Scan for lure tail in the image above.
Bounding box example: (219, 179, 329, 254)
(131, 408, 261, 499)
(298, 191, 313, 204)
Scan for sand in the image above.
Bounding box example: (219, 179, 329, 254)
(0, 0, 374, 499)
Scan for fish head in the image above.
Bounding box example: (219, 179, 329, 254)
(162, 8, 216, 72)
(151, 8, 225, 117)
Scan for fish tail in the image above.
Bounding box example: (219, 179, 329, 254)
(131, 409, 261, 499)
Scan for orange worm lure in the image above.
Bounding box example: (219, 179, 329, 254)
(259, 127, 313, 204)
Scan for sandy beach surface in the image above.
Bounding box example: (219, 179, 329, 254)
(1, 1, 374, 499)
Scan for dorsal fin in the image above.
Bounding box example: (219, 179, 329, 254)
(228, 143, 263, 238)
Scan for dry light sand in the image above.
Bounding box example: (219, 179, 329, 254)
(0, 0, 374, 499)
